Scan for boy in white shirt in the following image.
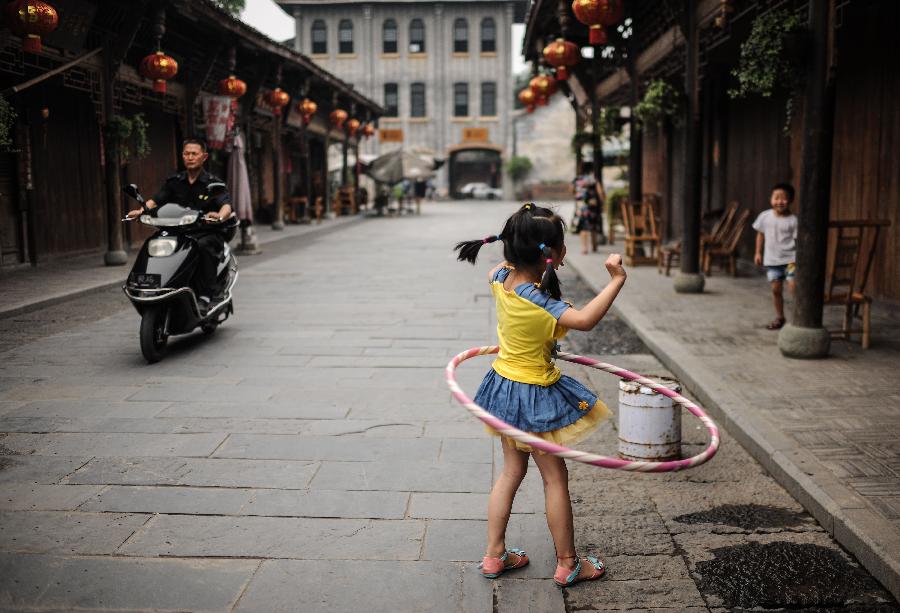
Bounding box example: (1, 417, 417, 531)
(753, 183, 798, 330)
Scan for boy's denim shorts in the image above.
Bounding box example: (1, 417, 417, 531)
(766, 263, 796, 282)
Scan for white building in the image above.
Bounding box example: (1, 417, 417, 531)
(276, 0, 525, 197)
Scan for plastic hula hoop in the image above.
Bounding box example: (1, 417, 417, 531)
(446, 346, 720, 472)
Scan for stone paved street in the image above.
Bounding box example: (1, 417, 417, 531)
(0, 201, 898, 612)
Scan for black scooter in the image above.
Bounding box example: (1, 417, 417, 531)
(122, 183, 239, 363)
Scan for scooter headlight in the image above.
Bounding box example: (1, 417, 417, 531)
(148, 237, 178, 257)
(179, 213, 199, 225)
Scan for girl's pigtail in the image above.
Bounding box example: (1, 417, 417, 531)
(454, 234, 502, 264)
(538, 243, 562, 300)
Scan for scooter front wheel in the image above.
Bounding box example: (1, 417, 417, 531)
(139, 307, 168, 363)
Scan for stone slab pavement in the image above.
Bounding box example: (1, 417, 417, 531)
(0, 215, 363, 319)
(0, 199, 897, 611)
(562, 200, 900, 601)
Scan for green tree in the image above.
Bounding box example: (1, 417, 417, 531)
(213, 0, 246, 16)
(506, 156, 533, 182)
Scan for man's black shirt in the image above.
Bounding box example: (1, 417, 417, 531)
(151, 169, 231, 214)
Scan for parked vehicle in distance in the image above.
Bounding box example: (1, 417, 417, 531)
(459, 182, 502, 200)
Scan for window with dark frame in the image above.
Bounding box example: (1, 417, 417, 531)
(383, 19, 398, 53)
(411, 83, 426, 117)
(384, 83, 399, 117)
(338, 19, 353, 54)
(453, 18, 468, 53)
(481, 18, 496, 53)
(409, 18, 425, 53)
(311, 20, 327, 55)
(481, 82, 497, 116)
(454, 83, 469, 117)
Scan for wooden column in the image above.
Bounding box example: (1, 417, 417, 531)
(271, 65, 285, 231)
(627, 59, 642, 205)
(100, 3, 148, 266)
(778, 0, 836, 358)
(102, 50, 127, 266)
(271, 113, 284, 230)
(674, 0, 704, 293)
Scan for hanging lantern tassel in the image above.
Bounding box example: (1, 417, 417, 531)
(7, 1, 59, 54)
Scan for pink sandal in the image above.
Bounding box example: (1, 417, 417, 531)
(554, 555, 605, 588)
(479, 548, 529, 578)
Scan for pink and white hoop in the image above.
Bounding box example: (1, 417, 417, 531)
(446, 346, 720, 472)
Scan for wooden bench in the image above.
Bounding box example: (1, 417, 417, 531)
(824, 219, 891, 349)
(620, 197, 661, 266)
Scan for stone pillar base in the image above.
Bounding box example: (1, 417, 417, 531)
(778, 323, 831, 358)
(271, 220, 285, 231)
(673, 272, 705, 294)
(237, 225, 261, 255)
(104, 250, 128, 266)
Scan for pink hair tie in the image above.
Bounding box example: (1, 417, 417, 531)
(545, 258, 553, 264)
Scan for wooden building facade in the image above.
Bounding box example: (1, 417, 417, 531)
(523, 0, 899, 303)
(0, 0, 381, 267)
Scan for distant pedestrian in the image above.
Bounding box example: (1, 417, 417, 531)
(454, 202, 627, 587)
(753, 183, 798, 330)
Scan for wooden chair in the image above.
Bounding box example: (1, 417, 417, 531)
(333, 187, 356, 216)
(620, 197, 661, 266)
(314, 196, 324, 224)
(658, 202, 741, 276)
(702, 208, 750, 276)
(287, 196, 308, 224)
(824, 219, 891, 349)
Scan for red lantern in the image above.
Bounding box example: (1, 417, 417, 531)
(265, 88, 290, 116)
(345, 118, 361, 137)
(6, 1, 58, 54)
(572, 0, 624, 45)
(218, 75, 247, 99)
(362, 124, 376, 138)
(529, 75, 558, 100)
(298, 98, 317, 125)
(542, 38, 579, 81)
(518, 88, 536, 107)
(330, 109, 348, 129)
(140, 51, 178, 94)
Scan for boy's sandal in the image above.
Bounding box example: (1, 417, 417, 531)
(766, 318, 786, 330)
(554, 556, 605, 588)
(479, 548, 529, 579)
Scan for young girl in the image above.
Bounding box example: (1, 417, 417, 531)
(454, 202, 627, 588)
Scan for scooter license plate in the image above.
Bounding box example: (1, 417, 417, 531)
(132, 273, 161, 289)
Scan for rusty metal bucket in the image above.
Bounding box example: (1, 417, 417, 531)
(618, 376, 682, 461)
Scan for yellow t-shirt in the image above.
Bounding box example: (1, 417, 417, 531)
(490, 267, 570, 387)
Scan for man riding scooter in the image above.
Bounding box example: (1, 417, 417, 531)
(127, 138, 232, 313)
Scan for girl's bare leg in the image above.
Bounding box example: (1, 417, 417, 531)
(532, 451, 595, 578)
(486, 437, 529, 559)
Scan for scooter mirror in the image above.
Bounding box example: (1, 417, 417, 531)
(123, 184, 142, 201)
(207, 182, 227, 198)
